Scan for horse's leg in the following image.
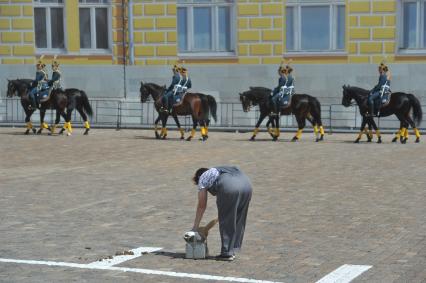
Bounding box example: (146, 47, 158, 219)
(173, 115, 184, 139)
(292, 115, 305, 142)
(153, 114, 161, 139)
(186, 116, 197, 141)
(49, 110, 61, 135)
(77, 106, 90, 135)
(273, 115, 280, 141)
(405, 115, 419, 143)
(200, 119, 208, 141)
(24, 108, 35, 134)
(269, 116, 277, 138)
(161, 113, 168, 139)
(58, 112, 67, 135)
(250, 113, 267, 141)
(368, 117, 381, 143)
(37, 109, 49, 134)
(366, 120, 373, 142)
(64, 108, 73, 136)
(354, 117, 368, 143)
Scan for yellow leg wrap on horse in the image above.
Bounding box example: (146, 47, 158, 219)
(313, 125, 319, 136)
(400, 128, 407, 137)
(41, 122, 49, 129)
(253, 127, 259, 136)
(164, 128, 167, 136)
(375, 130, 381, 138)
(357, 132, 363, 140)
(190, 128, 196, 138)
(395, 129, 401, 138)
(404, 128, 409, 139)
(368, 129, 373, 139)
(319, 126, 325, 135)
(160, 127, 165, 136)
(275, 128, 280, 137)
(84, 121, 90, 129)
(268, 127, 274, 135)
(296, 129, 303, 139)
(68, 122, 73, 133)
(63, 122, 68, 130)
(179, 128, 184, 137)
(414, 128, 421, 138)
(26, 122, 33, 129)
(51, 124, 58, 134)
(200, 127, 206, 136)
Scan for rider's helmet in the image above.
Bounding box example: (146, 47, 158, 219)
(378, 59, 388, 73)
(36, 55, 46, 70)
(52, 55, 59, 71)
(179, 61, 187, 76)
(172, 64, 179, 73)
(285, 58, 293, 74)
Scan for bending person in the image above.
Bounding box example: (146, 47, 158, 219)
(191, 166, 252, 261)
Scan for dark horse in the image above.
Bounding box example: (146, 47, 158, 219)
(239, 87, 324, 141)
(7, 79, 93, 135)
(140, 82, 217, 141)
(342, 85, 422, 143)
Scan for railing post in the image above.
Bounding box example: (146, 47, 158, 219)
(116, 100, 121, 130)
(329, 105, 332, 134)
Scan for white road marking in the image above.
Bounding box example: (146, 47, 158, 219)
(315, 264, 372, 283)
(87, 247, 163, 267)
(0, 257, 282, 283)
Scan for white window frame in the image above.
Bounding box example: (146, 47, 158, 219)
(285, 0, 346, 55)
(79, 0, 112, 54)
(397, 0, 426, 54)
(177, 0, 236, 58)
(34, 0, 66, 54)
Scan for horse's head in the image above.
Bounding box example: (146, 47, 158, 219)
(239, 92, 252, 112)
(140, 81, 150, 103)
(341, 85, 353, 107)
(6, 79, 17, 97)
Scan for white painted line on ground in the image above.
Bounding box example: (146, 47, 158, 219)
(315, 264, 372, 283)
(87, 247, 163, 267)
(0, 257, 282, 283)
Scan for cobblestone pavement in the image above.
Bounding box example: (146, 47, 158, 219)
(0, 128, 425, 283)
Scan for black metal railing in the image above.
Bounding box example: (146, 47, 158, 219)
(0, 97, 424, 132)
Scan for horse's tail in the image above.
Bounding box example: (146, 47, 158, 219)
(310, 96, 322, 126)
(80, 90, 93, 117)
(408, 93, 422, 126)
(206, 95, 217, 122)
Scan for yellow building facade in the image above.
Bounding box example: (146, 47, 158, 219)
(0, 0, 424, 66)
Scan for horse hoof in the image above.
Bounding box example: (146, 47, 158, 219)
(24, 130, 30, 135)
(415, 137, 420, 143)
(319, 135, 324, 141)
(377, 138, 382, 144)
(392, 137, 398, 143)
(59, 129, 65, 135)
(32, 128, 37, 134)
(161, 136, 167, 140)
(83, 129, 89, 135)
(155, 132, 160, 139)
(180, 136, 185, 140)
(354, 138, 360, 143)
(186, 137, 192, 141)
(249, 136, 255, 141)
(367, 138, 372, 143)
(291, 137, 298, 142)
(315, 138, 320, 142)
(401, 138, 407, 144)
(37, 129, 42, 135)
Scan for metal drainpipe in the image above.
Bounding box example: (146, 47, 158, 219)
(128, 0, 134, 65)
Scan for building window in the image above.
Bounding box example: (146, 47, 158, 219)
(34, 0, 65, 50)
(399, 0, 426, 52)
(79, 0, 111, 51)
(177, 0, 236, 56)
(286, 0, 345, 53)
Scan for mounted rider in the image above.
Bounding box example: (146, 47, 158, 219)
(270, 59, 295, 115)
(48, 55, 63, 91)
(177, 64, 191, 98)
(162, 63, 182, 113)
(28, 55, 49, 110)
(368, 60, 391, 117)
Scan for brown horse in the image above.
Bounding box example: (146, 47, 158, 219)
(140, 82, 215, 141)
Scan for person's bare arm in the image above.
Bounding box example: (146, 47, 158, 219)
(192, 189, 208, 231)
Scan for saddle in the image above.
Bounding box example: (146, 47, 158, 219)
(39, 88, 53, 103)
(279, 86, 294, 109)
(173, 92, 187, 107)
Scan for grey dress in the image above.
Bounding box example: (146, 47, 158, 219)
(207, 166, 253, 256)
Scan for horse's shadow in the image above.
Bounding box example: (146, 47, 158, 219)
(133, 135, 185, 141)
(152, 250, 217, 260)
